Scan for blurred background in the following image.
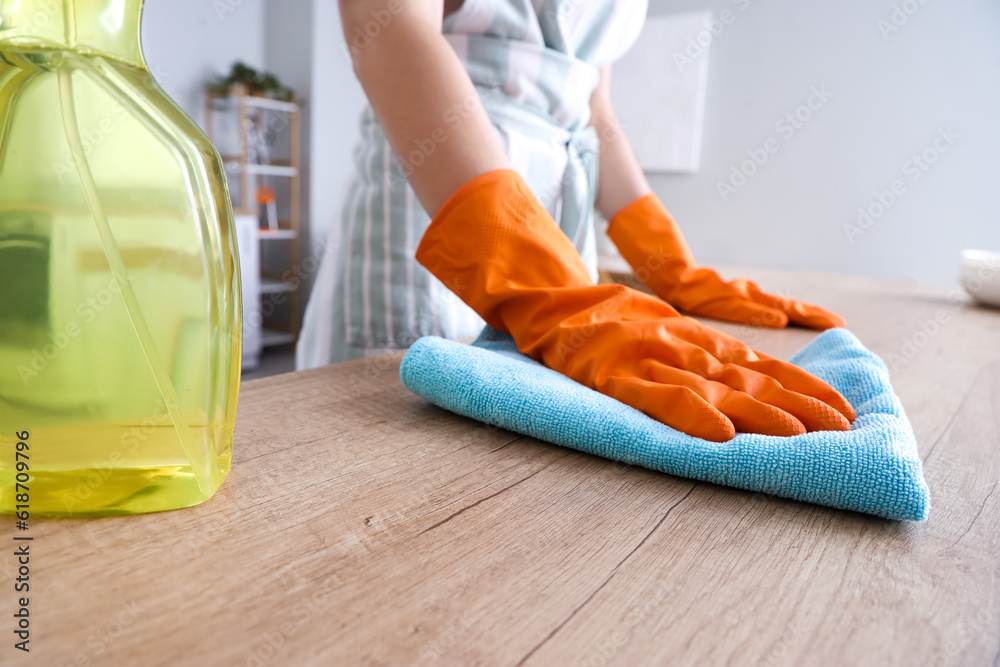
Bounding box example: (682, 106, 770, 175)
(141, 0, 1000, 369)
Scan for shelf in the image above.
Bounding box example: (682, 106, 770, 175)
(260, 278, 296, 294)
(257, 228, 297, 240)
(207, 88, 298, 114)
(245, 164, 297, 177)
(221, 156, 293, 166)
(261, 328, 296, 348)
(243, 96, 298, 113)
(221, 159, 296, 177)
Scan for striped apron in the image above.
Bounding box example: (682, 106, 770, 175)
(297, 0, 648, 368)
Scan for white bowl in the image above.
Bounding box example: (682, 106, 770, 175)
(960, 249, 1000, 307)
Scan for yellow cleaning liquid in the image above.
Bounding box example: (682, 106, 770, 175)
(0, 0, 241, 514)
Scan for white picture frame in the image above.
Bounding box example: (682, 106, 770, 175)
(609, 11, 713, 174)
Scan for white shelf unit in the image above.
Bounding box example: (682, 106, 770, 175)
(205, 85, 301, 357)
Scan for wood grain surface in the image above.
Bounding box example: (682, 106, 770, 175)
(2, 268, 998, 667)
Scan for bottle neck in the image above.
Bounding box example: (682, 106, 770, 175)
(0, 0, 145, 67)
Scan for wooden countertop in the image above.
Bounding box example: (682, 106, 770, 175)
(3, 268, 999, 666)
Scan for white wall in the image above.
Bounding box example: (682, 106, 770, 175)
(307, 1, 368, 250)
(262, 0, 314, 295)
(141, 0, 267, 127)
(643, 0, 1000, 287)
(261, 0, 367, 302)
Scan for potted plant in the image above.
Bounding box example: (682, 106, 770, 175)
(206, 62, 295, 102)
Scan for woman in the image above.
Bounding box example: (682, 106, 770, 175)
(297, 0, 856, 442)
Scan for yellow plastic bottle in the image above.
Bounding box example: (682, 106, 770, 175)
(0, 0, 241, 514)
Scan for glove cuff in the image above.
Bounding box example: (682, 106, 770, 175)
(606, 192, 697, 299)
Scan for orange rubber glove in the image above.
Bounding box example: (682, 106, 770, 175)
(607, 194, 845, 330)
(415, 170, 855, 442)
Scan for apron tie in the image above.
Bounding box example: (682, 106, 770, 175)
(560, 125, 600, 280)
(478, 89, 602, 281)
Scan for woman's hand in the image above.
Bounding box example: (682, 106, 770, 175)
(417, 169, 855, 441)
(608, 194, 846, 329)
(589, 66, 844, 330)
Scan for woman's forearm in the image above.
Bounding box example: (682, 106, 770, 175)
(339, 0, 509, 214)
(589, 66, 651, 219)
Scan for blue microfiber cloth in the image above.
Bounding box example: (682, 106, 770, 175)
(399, 327, 930, 521)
